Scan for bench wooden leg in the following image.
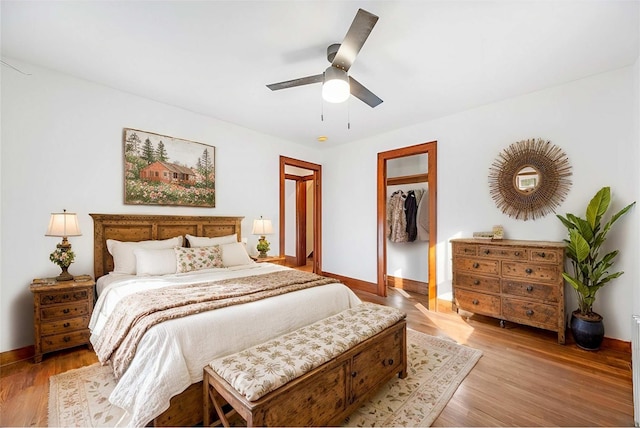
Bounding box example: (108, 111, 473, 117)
(204, 368, 238, 428)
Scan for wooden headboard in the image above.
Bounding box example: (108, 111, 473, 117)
(90, 213, 244, 279)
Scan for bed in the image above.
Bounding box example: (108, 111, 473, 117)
(88, 214, 362, 427)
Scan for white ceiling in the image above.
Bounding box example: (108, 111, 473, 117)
(2, 1, 638, 148)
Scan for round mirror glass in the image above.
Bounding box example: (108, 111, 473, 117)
(489, 139, 572, 221)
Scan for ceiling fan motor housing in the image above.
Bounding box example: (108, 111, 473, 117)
(327, 43, 341, 64)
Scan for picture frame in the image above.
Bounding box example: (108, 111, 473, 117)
(123, 128, 215, 207)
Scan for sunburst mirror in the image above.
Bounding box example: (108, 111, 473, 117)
(488, 138, 572, 221)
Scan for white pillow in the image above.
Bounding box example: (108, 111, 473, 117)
(186, 233, 237, 247)
(221, 242, 253, 267)
(107, 236, 183, 274)
(134, 248, 177, 276)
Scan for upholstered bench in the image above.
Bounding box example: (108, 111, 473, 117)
(203, 303, 407, 427)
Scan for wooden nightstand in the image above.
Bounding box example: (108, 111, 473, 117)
(29, 275, 95, 363)
(251, 255, 286, 265)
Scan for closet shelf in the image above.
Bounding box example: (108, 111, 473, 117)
(386, 173, 428, 186)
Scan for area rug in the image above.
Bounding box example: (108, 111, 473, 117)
(48, 329, 482, 427)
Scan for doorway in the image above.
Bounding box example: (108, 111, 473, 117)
(377, 142, 437, 309)
(279, 156, 322, 273)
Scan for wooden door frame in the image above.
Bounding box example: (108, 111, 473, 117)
(377, 142, 437, 309)
(280, 156, 322, 273)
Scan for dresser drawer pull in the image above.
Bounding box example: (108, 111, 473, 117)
(63, 294, 69, 299)
(472, 299, 479, 305)
(382, 358, 395, 366)
(473, 280, 480, 285)
(351, 371, 357, 378)
(526, 310, 534, 316)
(538, 252, 546, 258)
(63, 322, 71, 328)
(62, 308, 70, 314)
(473, 263, 479, 268)
(525, 268, 533, 274)
(526, 285, 534, 292)
(514, 251, 521, 256)
(484, 249, 490, 255)
(63, 336, 71, 343)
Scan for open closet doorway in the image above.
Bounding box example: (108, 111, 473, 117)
(279, 156, 322, 273)
(377, 142, 437, 309)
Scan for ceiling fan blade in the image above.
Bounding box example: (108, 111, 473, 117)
(332, 9, 379, 72)
(266, 74, 323, 91)
(349, 76, 383, 108)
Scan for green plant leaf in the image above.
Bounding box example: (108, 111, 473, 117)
(586, 187, 610, 229)
(568, 229, 590, 262)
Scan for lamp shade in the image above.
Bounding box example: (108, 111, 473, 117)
(46, 211, 82, 237)
(322, 66, 350, 103)
(252, 217, 273, 235)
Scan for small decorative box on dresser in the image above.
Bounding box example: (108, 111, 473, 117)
(29, 275, 95, 363)
(451, 239, 566, 344)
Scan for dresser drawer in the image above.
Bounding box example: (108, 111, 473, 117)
(453, 243, 477, 256)
(529, 249, 560, 263)
(501, 261, 559, 282)
(40, 316, 90, 335)
(502, 280, 559, 302)
(477, 246, 528, 260)
(502, 298, 558, 330)
(455, 289, 501, 317)
(454, 272, 501, 293)
(41, 329, 91, 353)
(41, 302, 90, 320)
(40, 290, 89, 306)
(455, 258, 499, 276)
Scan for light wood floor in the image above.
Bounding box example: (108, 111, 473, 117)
(0, 284, 634, 427)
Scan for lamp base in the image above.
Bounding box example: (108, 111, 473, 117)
(56, 266, 73, 282)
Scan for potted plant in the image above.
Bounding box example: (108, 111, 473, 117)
(557, 186, 635, 350)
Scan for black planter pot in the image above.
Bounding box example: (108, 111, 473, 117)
(570, 311, 604, 351)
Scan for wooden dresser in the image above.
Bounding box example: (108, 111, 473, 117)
(451, 239, 566, 344)
(29, 276, 95, 363)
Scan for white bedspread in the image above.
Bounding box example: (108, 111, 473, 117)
(89, 263, 362, 427)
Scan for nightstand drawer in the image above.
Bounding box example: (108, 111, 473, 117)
(454, 273, 500, 293)
(41, 329, 91, 353)
(502, 261, 559, 282)
(41, 302, 90, 320)
(455, 258, 499, 275)
(39, 290, 89, 305)
(455, 289, 501, 317)
(502, 280, 559, 303)
(502, 298, 558, 330)
(478, 246, 528, 260)
(41, 316, 90, 335)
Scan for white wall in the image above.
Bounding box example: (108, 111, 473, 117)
(323, 66, 639, 341)
(0, 60, 322, 352)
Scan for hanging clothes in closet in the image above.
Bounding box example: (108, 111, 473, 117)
(387, 188, 428, 243)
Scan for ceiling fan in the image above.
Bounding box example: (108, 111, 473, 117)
(266, 8, 383, 108)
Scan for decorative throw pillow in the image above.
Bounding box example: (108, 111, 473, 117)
(134, 248, 177, 276)
(186, 234, 237, 247)
(221, 242, 253, 267)
(175, 246, 223, 273)
(107, 236, 183, 275)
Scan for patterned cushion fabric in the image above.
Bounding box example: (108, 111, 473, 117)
(175, 246, 223, 273)
(209, 303, 406, 401)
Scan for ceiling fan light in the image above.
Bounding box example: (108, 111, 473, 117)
(322, 67, 350, 103)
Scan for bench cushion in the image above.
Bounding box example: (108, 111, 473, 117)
(209, 303, 405, 401)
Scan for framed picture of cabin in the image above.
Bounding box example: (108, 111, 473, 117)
(123, 128, 215, 207)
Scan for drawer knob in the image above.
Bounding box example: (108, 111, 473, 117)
(63, 308, 70, 314)
(525, 268, 533, 274)
(526, 310, 534, 316)
(526, 285, 534, 292)
(484, 249, 490, 255)
(515, 251, 520, 256)
(63, 336, 71, 342)
(472, 299, 479, 305)
(63, 294, 69, 299)
(538, 252, 546, 258)
(351, 371, 357, 378)
(473, 280, 480, 285)
(63, 322, 71, 328)
(473, 263, 479, 269)
(382, 358, 394, 366)
(388, 359, 394, 366)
